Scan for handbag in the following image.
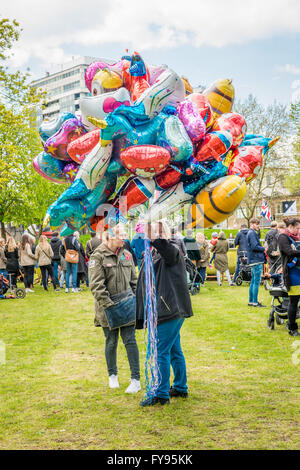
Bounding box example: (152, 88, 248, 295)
(63, 240, 79, 264)
(104, 294, 136, 330)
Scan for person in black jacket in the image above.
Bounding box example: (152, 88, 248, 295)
(136, 221, 193, 406)
(183, 229, 200, 264)
(233, 224, 249, 283)
(265, 221, 280, 273)
(50, 232, 62, 286)
(278, 217, 300, 337)
(4, 237, 19, 288)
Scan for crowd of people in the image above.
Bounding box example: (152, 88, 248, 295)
(0, 231, 99, 294)
(1, 216, 299, 405)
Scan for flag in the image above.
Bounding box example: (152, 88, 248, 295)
(282, 200, 297, 216)
(261, 200, 272, 221)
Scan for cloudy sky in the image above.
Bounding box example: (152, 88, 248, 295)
(2, 0, 300, 105)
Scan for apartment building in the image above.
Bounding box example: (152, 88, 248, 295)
(31, 56, 107, 124)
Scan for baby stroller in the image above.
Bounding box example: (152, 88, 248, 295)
(0, 272, 25, 299)
(264, 273, 297, 330)
(235, 251, 252, 286)
(185, 257, 202, 295)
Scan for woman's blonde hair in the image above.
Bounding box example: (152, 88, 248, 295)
(7, 236, 17, 252)
(196, 232, 205, 243)
(38, 235, 49, 249)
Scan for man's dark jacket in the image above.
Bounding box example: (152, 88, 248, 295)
(234, 229, 249, 255)
(183, 236, 200, 261)
(278, 233, 300, 291)
(50, 237, 62, 262)
(247, 228, 265, 265)
(136, 239, 193, 329)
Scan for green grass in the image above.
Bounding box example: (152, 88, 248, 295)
(0, 282, 299, 450)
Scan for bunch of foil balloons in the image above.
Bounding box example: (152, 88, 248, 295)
(34, 52, 279, 235)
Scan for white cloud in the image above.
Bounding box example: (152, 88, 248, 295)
(277, 64, 300, 75)
(2, 0, 300, 72)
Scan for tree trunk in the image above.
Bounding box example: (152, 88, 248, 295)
(0, 220, 6, 239)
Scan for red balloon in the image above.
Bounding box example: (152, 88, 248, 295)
(67, 129, 101, 163)
(155, 164, 183, 189)
(195, 131, 233, 163)
(187, 93, 214, 129)
(120, 145, 171, 178)
(213, 112, 247, 148)
(228, 145, 263, 183)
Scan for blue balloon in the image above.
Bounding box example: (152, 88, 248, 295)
(157, 115, 193, 162)
(39, 112, 76, 143)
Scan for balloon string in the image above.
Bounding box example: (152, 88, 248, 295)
(143, 238, 160, 401)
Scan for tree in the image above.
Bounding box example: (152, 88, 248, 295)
(285, 101, 300, 194)
(0, 18, 48, 238)
(19, 170, 68, 237)
(233, 95, 292, 225)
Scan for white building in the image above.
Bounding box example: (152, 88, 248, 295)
(31, 56, 107, 123)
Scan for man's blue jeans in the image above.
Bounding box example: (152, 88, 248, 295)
(52, 261, 60, 285)
(156, 317, 187, 400)
(66, 262, 78, 289)
(249, 263, 263, 304)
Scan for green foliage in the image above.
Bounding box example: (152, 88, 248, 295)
(0, 284, 299, 449)
(0, 17, 55, 236)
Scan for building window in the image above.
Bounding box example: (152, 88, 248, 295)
(63, 81, 80, 92)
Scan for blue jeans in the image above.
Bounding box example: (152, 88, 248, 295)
(233, 257, 240, 283)
(52, 261, 60, 285)
(66, 262, 78, 289)
(249, 264, 263, 304)
(156, 317, 187, 400)
(198, 267, 206, 285)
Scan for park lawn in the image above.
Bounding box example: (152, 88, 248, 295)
(0, 282, 299, 450)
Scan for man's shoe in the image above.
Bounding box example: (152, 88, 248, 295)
(109, 375, 119, 389)
(71, 288, 77, 293)
(289, 329, 300, 337)
(169, 387, 188, 398)
(125, 379, 141, 394)
(65, 288, 69, 293)
(140, 396, 170, 407)
(248, 302, 254, 306)
(253, 302, 266, 308)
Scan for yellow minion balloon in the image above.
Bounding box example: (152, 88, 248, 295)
(203, 79, 235, 118)
(187, 175, 247, 229)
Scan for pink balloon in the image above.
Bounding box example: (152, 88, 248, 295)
(177, 100, 206, 143)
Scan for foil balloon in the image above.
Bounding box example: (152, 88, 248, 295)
(47, 173, 117, 231)
(44, 118, 86, 160)
(213, 112, 247, 148)
(154, 164, 183, 190)
(33, 151, 68, 184)
(203, 79, 235, 117)
(240, 134, 280, 154)
(84, 59, 125, 91)
(135, 68, 185, 118)
(181, 76, 193, 95)
(228, 145, 263, 183)
(157, 115, 193, 162)
(80, 87, 132, 130)
(195, 131, 233, 162)
(177, 100, 206, 143)
(62, 162, 79, 183)
(39, 112, 75, 143)
(187, 175, 247, 229)
(120, 145, 171, 178)
(67, 129, 101, 164)
(187, 93, 214, 129)
(92, 69, 123, 95)
(122, 52, 150, 101)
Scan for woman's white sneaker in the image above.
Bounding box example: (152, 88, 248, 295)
(108, 375, 119, 389)
(125, 379, 141, 394)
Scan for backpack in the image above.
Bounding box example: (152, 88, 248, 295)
(266, 231, 279, 258)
